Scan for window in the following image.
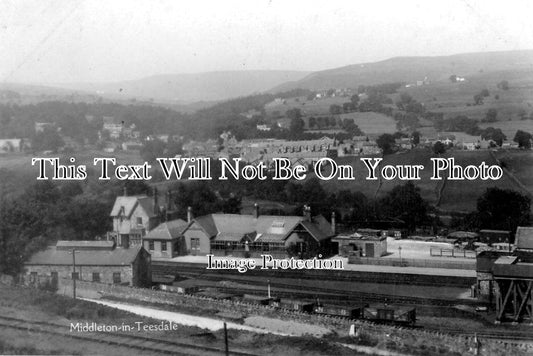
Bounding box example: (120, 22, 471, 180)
(92, 272, 100, 282)
(71, 272, 79, 280)
(149, 241, 154, 250)
(136, 217, 143, 225)
(161, 241, 167, 251)
(30, 272, 37, 282)
(51, 272, 58, 280)
(113, 272, 121, 284)
(191, 238, 200, 249)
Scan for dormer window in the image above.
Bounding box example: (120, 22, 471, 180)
(137, 217, 143, 225)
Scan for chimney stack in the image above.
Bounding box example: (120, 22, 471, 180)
(331, 211, 336, 235)
(303, 205, 311, 222)
(123, 186, 127, 196)
(253, 203, 259, 219)
(153, 187, 159, 214)
(166, 190, 172, 211)
(187, 206, 193, 223)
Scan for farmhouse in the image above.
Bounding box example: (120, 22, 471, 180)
(179, 205, 334, 258)
(24, 240, 152, 288)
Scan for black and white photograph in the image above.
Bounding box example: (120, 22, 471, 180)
(1, 0, 533, 355)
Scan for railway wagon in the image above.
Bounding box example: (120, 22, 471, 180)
(277, 298, 315, 313)
(363, 306, 416, 325)
(314, 304, 365, 319)
(242, 294, 280, 306)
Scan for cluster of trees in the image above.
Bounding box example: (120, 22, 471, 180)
(451, 188, 530, 236)
(434, 115, 481, 135)
(0, 178, 137, 275)
(473, 89, 490, 105)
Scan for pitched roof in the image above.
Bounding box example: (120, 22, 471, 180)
(110, 195, 158, 218)
(26, 245, 143, 266)
(516, 226, 533, 250)
(144, 219, 189, 240)
(192, 213, 333, 243)
(56, 240, 114, 250)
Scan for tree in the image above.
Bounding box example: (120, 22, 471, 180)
(289, 117, 305, 134)
(376, 134, 396, 155)
(140, 139, 166, 162)
(412, 131, 420, 146)
(286, 108, 302, 120)
(308, 117, 317, 129)
(433, 141, 446, 154)
(350, 94, 360, 106)
(342, 102, 354, 113)
(484, 109, 498, 123)
(473, 94, 484, 105)
(480, 127, 506, 146)
(379, 182, 428, 233)
(514, 130, 532, 149)
(480, 89, 490, 97)
(329, 104, 342, 115)
(497, 80, 509, 90)
(476, 188, 530, 235)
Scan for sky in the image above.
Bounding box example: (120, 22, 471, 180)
(1, 0, 532, 84)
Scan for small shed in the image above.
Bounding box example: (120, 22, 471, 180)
(332, 231, 387, 257)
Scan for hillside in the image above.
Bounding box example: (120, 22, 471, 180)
(271, 50, 533, 91)
(53, 70, 310, 103)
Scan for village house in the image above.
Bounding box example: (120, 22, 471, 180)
(143, 219, 190, 258)
(108, 191, 161, 247)
(102, 116, 123, 139)
(178, 205, 335, 258)
(34, 122, 55, 133)
(0, 138, 25, 153)
(23, 240, 152, 288)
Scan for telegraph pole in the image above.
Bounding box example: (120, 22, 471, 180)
(72, 249, 77, 299)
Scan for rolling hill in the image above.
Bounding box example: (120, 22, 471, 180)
(270, 50, 533, 92)
(53, 70, 311, 103)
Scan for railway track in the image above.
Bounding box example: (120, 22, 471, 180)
(0, 315, 255, 356)
(174, 271, 482, 307)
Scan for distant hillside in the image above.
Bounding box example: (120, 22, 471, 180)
(271, 50, 533, 91)
(55, 70, 310, 103)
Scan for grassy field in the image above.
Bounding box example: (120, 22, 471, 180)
(403, 74, 533, 121)
(338, 112, 397, 135)
(479, 119, 533, 139)
(265, 96, 349, 116)
(317, 149, 532, 212)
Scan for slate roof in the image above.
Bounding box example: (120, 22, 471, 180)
(26, 245, 142, 266)
(110, 195, 158, 218)
(193, 213, 333, 243)
(144, 219, 189, 240)
(516, 226, 533, 250)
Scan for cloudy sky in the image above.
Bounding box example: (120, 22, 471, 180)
(1, 0, 532, 83)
